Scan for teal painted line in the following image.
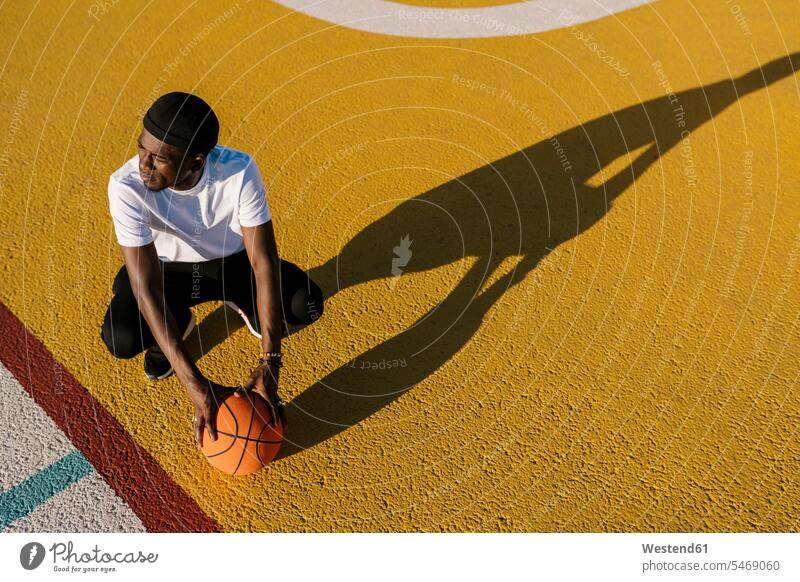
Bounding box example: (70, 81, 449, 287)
(0, 450, 94, 529)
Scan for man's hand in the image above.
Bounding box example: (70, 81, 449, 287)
(242, 363, 287, 428)
(184, 375, 237, 448)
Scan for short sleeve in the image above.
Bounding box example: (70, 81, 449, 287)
(238, 157, 272, 227)
(108, 178, 154, 247)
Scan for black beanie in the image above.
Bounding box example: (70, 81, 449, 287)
(143, 92, 219, 155)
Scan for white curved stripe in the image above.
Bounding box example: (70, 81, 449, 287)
(271, 0, 655, 38)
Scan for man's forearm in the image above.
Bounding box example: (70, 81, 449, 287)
(136, 284, 199, 382)
(254, 258, 282, 354)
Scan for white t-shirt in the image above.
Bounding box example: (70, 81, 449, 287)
(107, 144, 272, 262)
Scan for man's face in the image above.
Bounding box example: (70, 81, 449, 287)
(137, 127, 202, 191)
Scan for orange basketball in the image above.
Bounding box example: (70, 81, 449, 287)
(201, 392, 283, 475)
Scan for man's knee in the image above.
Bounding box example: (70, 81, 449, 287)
(100, 315, 144, 359)
(288, 280, 324, 325)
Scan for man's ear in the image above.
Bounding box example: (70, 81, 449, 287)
(190, 152, 206, 173)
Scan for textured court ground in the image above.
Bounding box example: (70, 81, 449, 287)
(0, 0, 798, 531)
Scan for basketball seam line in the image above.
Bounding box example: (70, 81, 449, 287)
(255, 422, 269, 466)
(232, 396, 257, 475)
(205, 398, 240, 459)
(215, 429, 281, 444)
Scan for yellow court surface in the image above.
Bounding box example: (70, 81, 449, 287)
(0, 0, 798, 531)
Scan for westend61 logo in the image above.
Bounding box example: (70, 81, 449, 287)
(19, 541, 158, 574)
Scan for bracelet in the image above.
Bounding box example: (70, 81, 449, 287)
(259, 351, 282, 367)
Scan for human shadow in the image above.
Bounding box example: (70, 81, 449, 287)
(272, 54, 798, 458)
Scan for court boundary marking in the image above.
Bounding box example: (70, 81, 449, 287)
(271, 0, 656, 39)
(0, 301, 220, 533)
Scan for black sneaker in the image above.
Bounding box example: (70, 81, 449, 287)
(143, 313, 197, 380)
(224, 301, 289, 338)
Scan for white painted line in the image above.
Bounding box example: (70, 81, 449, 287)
(0, 362, 143, 532)
(272, 0, 655, 39)
(3, 472, 145, 533)
(0, 363, 75, 491)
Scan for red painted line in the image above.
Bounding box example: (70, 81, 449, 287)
(0, 302, 220, 533)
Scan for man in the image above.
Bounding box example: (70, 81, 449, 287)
(100, 92, 324, 448)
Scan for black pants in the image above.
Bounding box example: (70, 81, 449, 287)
(100, 248, 324, 359)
